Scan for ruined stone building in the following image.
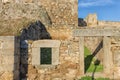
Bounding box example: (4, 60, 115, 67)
(0, 0, 120, 80)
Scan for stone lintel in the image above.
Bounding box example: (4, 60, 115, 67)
(32, 40, 61, 48)
(73, 29, 120, 36)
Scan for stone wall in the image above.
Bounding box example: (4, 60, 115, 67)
(19, 27, 120, 80)
(0, 36, 20, 80)
(0, 0, 78, 27)
(20, 38, 80, 80)
(16, 0, 79, 79)
(38, 0, 78, 27)
(0, 0, 78, 36)
(0, 2, 52, 35)
(19, 20, 80, 79)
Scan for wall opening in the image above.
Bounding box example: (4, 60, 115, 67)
(40, 47, 52, 64)
(84, 37, 104, 73)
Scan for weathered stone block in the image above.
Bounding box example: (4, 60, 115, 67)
(32, 48, 40, 65)
(32, 40, 61, 48)
(0, 64, 14, 71)
(0, 55, 14, 64)
(0, 49, 14, 56)
(0, 36, 15, 49)
(74, 29, 120, 36)
(0, 36, 14, 40)
(52, 48, 59, 65)
(0, 56, 19, 72)
(1, 41, 14, 49)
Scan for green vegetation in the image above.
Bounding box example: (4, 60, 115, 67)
(96, 78, 110, 80)
(84, 46, 91, 57)
(81, 76, 92, 80)
(80, 76, 109, 80)
(84, 46, 103, 72)
(87, 64, 103, 72)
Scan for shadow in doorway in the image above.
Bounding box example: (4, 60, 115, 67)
(19, 20, 51, 80)
(13, 37, 20, 80)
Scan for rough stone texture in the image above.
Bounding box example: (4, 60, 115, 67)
(0, 3, 51, 26)
(19, 39, 80, 80)
(0, 36, 20, 80)
(0, 3, 51, 35)
(0, 0, 78, 35)
(38, 0, 78, 27)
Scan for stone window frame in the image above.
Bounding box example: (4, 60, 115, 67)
(31, 40, 60, 68)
